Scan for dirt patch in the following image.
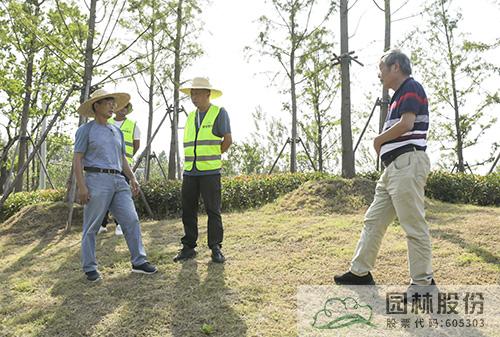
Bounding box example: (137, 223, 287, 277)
(275, 178, 376, 214)
(0, 202, 83, 236)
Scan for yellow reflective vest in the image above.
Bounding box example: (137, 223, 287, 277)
(108, 118, 136, 164)
(183, 105, 222, 171)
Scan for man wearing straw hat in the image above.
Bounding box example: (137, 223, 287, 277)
(173, 77, 232, 263)
(74, 89, 157, 282)
(98, 102, 141, 236)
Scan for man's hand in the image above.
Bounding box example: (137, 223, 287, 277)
(78, 185, 91, 205)
(130, 178, 140, 197)
(373, 136, 383, 156)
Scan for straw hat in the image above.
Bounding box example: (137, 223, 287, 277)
(179, 77, 222, 99)
(77, 89, 130, 118)
(116, 102, 133, 115)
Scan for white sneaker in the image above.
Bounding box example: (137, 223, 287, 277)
(115, 225, 123, 236)
(98, 226, 108, 234)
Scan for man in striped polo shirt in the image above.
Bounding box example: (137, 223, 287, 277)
(335, 50, 434, 287)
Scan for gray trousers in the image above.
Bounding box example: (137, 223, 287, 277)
(81, 172, 147, 272)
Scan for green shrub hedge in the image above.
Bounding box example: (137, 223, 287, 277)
(426, 171, 500, 206)
(136, 172, 329, 218)
(1, 171, 498, 221)
(0, 189, 65, 221)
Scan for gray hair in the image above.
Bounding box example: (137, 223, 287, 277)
(381, 49, 412, 76)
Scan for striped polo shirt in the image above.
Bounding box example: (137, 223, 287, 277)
(380, 77, 429, 160)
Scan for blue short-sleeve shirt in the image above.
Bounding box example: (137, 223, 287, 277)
(74, 120, 126, 172)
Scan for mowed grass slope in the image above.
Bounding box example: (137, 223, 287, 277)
(0, 197, 498, 337)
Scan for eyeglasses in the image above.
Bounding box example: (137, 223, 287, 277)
(96, 98, 117, 108)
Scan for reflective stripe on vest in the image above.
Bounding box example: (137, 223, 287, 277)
(183, 105, 222, 171)
(108, 117, 136, 164)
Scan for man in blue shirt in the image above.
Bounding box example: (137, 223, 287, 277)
(334, 50, 434, 287)
(74, 89, 157, 282)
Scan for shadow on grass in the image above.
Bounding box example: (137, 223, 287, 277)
(0, 203, 84, 275)
(171, 261, 247, 337)
(31, 231, 151, 337)
(431, 229, 499, 265)
(426, 199, 499, 217)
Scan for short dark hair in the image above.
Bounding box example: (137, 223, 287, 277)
(381, 49, 412, 76)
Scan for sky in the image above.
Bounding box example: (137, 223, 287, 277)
(3, 0, 497, 174)
(109, 0, 500, 174)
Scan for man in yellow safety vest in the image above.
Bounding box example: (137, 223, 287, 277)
(173, 77, 232, 263)
(98, 102, 141, 235)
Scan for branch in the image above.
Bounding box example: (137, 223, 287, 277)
(94, 54, 148, 87)
(95, 0, 108, 24)
(302, 0, 315, 37)
(0, 2, 28, 60)
(271, 1, 292, 34)
(156, 77, 173, 124)
(348, 0, 360, 11)
(392, 0, 410, 15)
(131, 71, 149, 103)
(371, 0, 384, 11)
(55, 0, 84, 54)
(94, 0, 126, 64)
(349, 9, 367, 39)
(392, 11, 423, 23)
(94, 22, 152, 68)
(37, 36, 82, 77)
(295, 5, 335, 47)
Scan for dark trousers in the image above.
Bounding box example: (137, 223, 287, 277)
(181, 174, 223, 249)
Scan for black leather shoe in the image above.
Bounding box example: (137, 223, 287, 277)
(211, 246, 225, 263)
(406, 278, 438, 303)
(334, 271, 375, 285)
(173, 246, 196, 262)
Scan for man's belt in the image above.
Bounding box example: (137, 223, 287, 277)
(84, 167, 121, 174)
(382, 146, 423, 168)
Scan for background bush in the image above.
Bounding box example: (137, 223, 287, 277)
(1, 171, 498, 221)
(136, 172, 329, 218)
(0, 189, 65, 221)
(426, 171, 500, 206)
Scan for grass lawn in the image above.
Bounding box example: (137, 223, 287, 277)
(0, 198, 498, 337)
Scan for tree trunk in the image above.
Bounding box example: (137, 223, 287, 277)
(340, 0, 355, 178)
(15, 13, 38, 192)
(313, 77, 323, 172)
(0, 136, 18, 194)
(441, 0, 464, 172)
(378, 0, 391, 171)
(67, 0, 96, 200)
(66, 0, 97, 229)
(145, 1, 156, 181)
(168, 0, 183, 180)
(290, 6, 297, 173)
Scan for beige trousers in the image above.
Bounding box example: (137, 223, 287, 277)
(350, 150, 433, 285)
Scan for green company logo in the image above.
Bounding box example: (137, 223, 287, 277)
(311, 297, 375, 330)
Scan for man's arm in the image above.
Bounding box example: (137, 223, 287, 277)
(73, 152, 90, 204)
(221, 133, 232, 153)
(374, 112, 416, 155)
(122, 155, 140, 196)
(133, 140, 140, 155)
